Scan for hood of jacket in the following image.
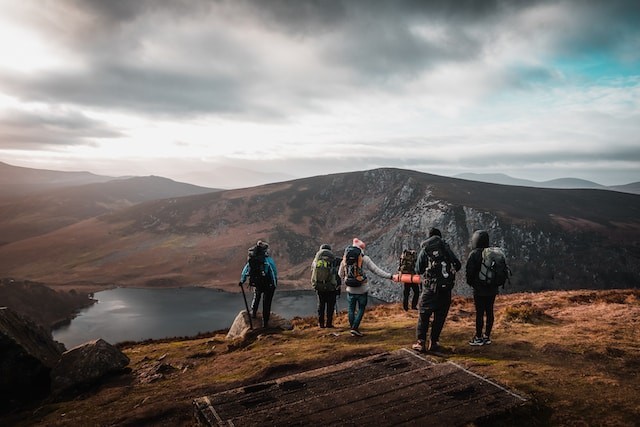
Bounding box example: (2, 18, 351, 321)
(471, 230, 490, 250)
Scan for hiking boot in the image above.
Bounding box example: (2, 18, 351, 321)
(318, 322, 325, 328)
(428, 341, 442, 352)
(350, 329, 363, 337)
(469, 336, 484, 346)
(482, 335, 492, 345)
(326, 324, 334, 328)
(412, 340, 426, 353)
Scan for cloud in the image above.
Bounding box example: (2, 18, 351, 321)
(0, 109, 122, 149)
(0, 0, 639, 185)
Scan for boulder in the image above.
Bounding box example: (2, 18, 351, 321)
(51, 338, 129, 393)
(0, 307, 64, 401)
(226, 311, 293, 340)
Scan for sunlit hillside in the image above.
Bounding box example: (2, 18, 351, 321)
(3, 289, 638, 426)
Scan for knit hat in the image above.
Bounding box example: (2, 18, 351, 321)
(320, 244, 332, 250)
(428, 227, 442, 238)
(352, 238, 366, 250)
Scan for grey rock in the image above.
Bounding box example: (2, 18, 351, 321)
(0, 307, 64, 400)
(51, 338, 129, 393)
(226, 311, 292, 340)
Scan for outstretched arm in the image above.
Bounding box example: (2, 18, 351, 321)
(363, 255, 393, 279)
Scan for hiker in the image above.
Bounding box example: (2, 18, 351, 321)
(412, 228, 461, 353)
(311, 244, 340, 328)
(338, 238, 394, 337)
(466, 230, 509, 346)
(238, 240, 278, 328)
(398, 249, 420, 311)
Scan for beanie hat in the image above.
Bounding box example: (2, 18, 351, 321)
(352, 238, 366, 250)
(428, 227, 442, 238)
(320, 244, 332, 250)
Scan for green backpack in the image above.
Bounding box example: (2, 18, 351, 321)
(311, 249, 337, 292)
(479, 247, 511, 287)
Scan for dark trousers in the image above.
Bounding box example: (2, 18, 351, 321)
(402, 283, 420, 310)
(474, 294, 497, 338)
(416, 289, 451, 344)
(251, 284, 275, 327)
(317, 291, 337, 327)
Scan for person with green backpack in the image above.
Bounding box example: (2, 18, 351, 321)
(465, 230, 511, 346)
(311, 244, 340, 328)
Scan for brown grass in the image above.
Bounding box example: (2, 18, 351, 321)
(3, 289, 639, 426)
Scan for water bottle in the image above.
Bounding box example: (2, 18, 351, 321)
(441, 261, 449, 278)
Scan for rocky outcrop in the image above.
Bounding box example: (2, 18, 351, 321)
(0, 307, 64, 401)
(226, 311, 293, 340)
(50, 338, 130, 393)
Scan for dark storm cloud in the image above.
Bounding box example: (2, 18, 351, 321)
(0, 110, 122, 149)
(3, 64, 254, 117)
(2, 0, 639, 119)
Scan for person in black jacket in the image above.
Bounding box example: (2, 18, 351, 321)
(411, 227, 461, 353)
(465, 230, 498, 345)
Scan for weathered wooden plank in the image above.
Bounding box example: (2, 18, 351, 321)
(193, 349, 527, 427)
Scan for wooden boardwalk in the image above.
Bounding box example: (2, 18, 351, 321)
(193, 348, 527, 426)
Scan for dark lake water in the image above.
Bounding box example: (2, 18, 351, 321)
(52, 287, 383, 348)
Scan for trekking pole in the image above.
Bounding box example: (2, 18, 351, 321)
(239, 282, 253, 330)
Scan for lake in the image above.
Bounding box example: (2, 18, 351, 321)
(52, 287, 383, 348)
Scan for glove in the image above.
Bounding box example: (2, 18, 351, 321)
(238, 281, 244, 287)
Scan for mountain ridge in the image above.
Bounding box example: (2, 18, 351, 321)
(0, 167, 637, 298)
(455, 172, 639, 193)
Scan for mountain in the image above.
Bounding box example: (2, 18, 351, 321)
(455, 172, 613, 190)
(610, 181, 640, 195)
(171, 165, 297, 189)
(0, 161, 115, 199)
(0, 168, 638, 298)
(0, 176, 218, 245)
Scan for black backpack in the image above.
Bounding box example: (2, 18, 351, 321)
(422, 236, 455, 290)
(479, 247, 511, 287)
(248, 244, 270, 287)
(343, 245, 366, 287)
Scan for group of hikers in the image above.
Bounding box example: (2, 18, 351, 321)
(238, 229, 510, 352)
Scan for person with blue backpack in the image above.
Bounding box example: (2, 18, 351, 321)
(239, 240, 278, 328)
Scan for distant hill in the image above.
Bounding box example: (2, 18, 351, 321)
(172, 165, 297, 189)
(0, 175, 218, 245)
(454, 172, 633, 191)
(0, 168, 638, 296)
(0, 161, 115, 199)
(610, 181, 640, 195)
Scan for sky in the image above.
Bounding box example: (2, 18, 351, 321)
(0, 0, 639, 188)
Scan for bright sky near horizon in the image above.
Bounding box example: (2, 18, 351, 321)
(0, 0, 639, 187)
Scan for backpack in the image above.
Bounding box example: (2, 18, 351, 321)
(422, 236, 455, 290)
(247, 244, 270, 287)
(479, 247, 510, 287)
(343, 245, 366, 287)
(311, 249, 337, 292)
(398, 249, 417, 274)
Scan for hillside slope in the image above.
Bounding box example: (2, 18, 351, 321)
(2, 289, 638, 426)
(0, 168, 638, 297)
(0, 176, 217, 244)
(0, 161, 114, 199)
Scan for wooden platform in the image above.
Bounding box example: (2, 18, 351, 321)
(193, 348, 527, 426)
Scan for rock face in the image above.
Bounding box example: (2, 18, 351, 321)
(226, 311, 293, 340)
(50, 338, 130, 393)
(0, 307, 64, 401)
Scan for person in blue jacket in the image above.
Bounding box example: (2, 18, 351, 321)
(239, 240, 278, 328)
